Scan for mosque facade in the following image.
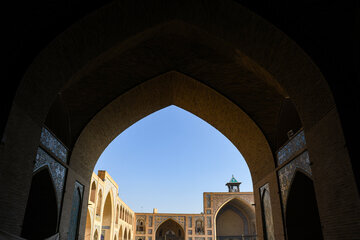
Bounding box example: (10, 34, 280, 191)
(85, 172, 256, 240)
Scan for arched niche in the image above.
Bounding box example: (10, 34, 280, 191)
(156, 219, 185, 240)
(21, 168, 58, 240)
(285, 171, 323, 240)
(215, 198, 256, 240)
(90, 181, 97, 203)
(119, 226, 123, 240)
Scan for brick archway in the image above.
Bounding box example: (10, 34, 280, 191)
(1, 1, 358, 239)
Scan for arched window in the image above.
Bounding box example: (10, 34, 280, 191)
(94, 230, 99, 240)
(90, 181, 96, 203)
(116, 205, 119, 224)
(96, 189, 102, 216)
(136, 219, 145, 232)
(195, 220, 204, 234)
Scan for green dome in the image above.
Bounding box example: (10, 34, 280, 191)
(229, 175, 238, 183)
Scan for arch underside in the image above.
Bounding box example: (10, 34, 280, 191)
(2, 0, 358, 239)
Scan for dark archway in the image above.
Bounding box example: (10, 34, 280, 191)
(156, 219, 184, 240)
(21, 168, 58, 239)
(286, 171, 323, 240)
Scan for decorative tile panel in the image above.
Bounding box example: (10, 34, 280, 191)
(40, 127, 68, 163)
(149, 216, 153, 227)
(206, 217, 211, 228)
(34, 147, 66, 211)
(155, 216, 186, 230)
(206, 195, 211, 208)
(277, 130, 306, 166)
(188, 216, 192, 227)
(67, 181, 84, 240)
(278, 150, 312, 207)
(260, 184, 275, 240)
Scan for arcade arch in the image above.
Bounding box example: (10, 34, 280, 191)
(102, 193, 113, 240)
(85, 210, 92, 240)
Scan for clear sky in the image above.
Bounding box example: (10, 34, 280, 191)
(94, 105, 252, 214)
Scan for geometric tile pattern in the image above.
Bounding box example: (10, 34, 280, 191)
(278, 151, 312, 209)
(277, 131, 306, 166)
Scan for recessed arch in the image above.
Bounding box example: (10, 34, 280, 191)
(96, 189, 103, 216)
(102, 192, 113, 240)
(215, 198, 256, 239)
(124, 228, 128, 240)
(285, 171, 323, 240)
(21, 168, 58, 239)
(119, 226, 123, 240)
(156, 219, 185, 240)
(94, 229, 99, 240)
(90, 181, 97, 203)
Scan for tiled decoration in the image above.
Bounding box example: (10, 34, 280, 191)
(206, 195, 211, 208)
(154, 216, 185, 230)
(40, 127, 68, 163)
(206, 216, 211, 228)
(34, 147, 66, 211)
(260, 184, 275, 240)
(278, 150, 312, 208)
(149, 216, 153, 227)
(188, 216, 192, 227)
(67, 181, 84, 240)
(276, 130, 306, 166)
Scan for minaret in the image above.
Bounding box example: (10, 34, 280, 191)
(226, 174, 241, 192)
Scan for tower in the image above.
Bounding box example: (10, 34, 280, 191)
(226, 175, 241, 192)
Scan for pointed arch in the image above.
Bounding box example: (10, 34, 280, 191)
(215, 198, 255, 238)
(101, 192, 113, 240)
(119, 226, 123, 240)
(2, 0, 356, 238)
(21, 168, 58, 239)
(124, 228, 128, 240)
(116, 204, 119, 224)
(96, 189, 102, 216)
(156, 219, 184, 240)
(90, 181, 97, 203)
(94, 229, 99, 240)
(285, 171, 323, 240)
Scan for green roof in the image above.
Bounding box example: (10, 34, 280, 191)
(229, 175, 238, 183)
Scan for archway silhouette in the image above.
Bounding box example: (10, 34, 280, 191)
(285, 171, 323, 240)
(1, 1, 357, 239)
(21, 168, 58, 239)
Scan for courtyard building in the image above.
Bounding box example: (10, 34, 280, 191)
(85, 172, 256, 240)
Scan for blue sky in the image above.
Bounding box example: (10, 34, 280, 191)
(94, 105, 252, 213)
